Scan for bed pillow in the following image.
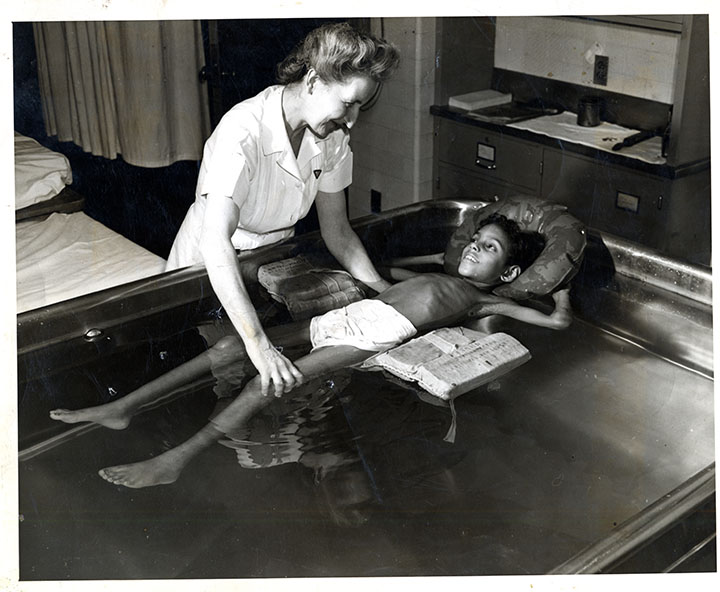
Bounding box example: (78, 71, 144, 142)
(443, 195, 587, 300)
(14, 132, 73, 210)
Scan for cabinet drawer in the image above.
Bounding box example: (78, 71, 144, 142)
(436, 164, 538, 201)
(540, 149, 596, 224)
(542, 150, 669, 247)
(437, 118, 542, 191)
(591, 172, 668, 247)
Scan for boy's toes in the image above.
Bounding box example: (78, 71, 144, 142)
(98, 468, 120, 484)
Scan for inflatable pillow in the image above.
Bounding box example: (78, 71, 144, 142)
(443, 195, 587, 301)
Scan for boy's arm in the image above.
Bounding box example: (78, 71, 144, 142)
(469, 288, 573, 330)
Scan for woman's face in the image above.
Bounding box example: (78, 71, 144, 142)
(305, 74, 378, 138)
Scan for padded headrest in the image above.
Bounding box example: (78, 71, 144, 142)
(443, 196, 587, 300)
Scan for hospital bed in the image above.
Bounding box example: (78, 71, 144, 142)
(14, 132, 167, 313)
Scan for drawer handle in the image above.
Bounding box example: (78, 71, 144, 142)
(475, 159, 496, 170)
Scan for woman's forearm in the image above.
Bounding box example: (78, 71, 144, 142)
(375, 266, 423, 281)
(200, 233, 267, 344)
(329, 230, 382, 281)
(316, 190, 389, 291)
(198, 194, 269, 345)
(384, 253, 445, 267)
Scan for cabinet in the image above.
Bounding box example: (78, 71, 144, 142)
(432, 116, 710, 264)
(431, 15, 710, 265)
(540, 149, 669, 248)
(437, 162, 527, 203)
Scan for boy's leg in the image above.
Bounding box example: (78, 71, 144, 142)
(49, 344, 230, 429)
(99, 344, 373, 488)
(49, 319, 314, 429)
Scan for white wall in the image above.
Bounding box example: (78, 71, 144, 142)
(348, 17, 436, 218)
(495, 16, 680, 104)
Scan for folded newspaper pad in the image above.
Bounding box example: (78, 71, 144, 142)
(362, 327, 531, 443)
(257, 255, 365, 321)
(362, 327, 531, 401)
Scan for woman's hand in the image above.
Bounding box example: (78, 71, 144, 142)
(244, 336, 304, 398)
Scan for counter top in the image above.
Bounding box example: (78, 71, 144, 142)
(431, 105, 708, 180)
(507, 111, 665, 165)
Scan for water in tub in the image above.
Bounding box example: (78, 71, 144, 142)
(18, 314, 714, 578)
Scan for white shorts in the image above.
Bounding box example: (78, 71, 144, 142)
(310, 299, 417, 353)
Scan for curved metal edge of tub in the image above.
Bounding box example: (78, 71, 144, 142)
(548, 463, 716, 574)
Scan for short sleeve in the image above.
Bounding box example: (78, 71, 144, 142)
(318, 131, 353, 193)
(200, 150, 248, 199)
(197, 119, 255, 204)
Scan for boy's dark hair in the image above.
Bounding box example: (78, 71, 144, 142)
(476, 213, 546, 273)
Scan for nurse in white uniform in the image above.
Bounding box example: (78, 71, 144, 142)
(166, 22, 400, 398)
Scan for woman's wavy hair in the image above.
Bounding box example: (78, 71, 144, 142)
(276, 22, 400, 85)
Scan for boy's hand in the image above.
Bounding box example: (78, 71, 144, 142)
(552, 288, 571, 306)
(549, 288, 573, 329)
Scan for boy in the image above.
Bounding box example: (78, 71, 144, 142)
(51, 213, 572, 488)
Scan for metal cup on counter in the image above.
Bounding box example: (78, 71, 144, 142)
(577, 96, 603, 127)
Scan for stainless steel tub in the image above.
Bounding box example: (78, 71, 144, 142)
(17, 198, 714, 578)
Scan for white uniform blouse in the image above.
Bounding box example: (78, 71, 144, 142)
(166, 85, 353, 269)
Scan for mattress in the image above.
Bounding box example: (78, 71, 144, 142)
(16, 212, 167, 313)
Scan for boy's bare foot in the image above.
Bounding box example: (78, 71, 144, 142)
(98, 455, 183, 488)
(49, 407, 131, 430)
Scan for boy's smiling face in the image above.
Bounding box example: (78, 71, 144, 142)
(457, 223, 514, 286)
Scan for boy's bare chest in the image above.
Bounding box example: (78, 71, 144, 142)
(379, 274, 482, 326)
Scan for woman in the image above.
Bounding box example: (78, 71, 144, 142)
(166, 22, 400, 398)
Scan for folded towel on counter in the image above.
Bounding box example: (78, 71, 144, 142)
(508, 112, 665, 164)
(257, 255, 365, 321)
(362, 327, 531, 442)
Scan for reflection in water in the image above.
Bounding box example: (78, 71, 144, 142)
(207, 350, 468, 527)
(218, 370, 375, 526)
(219, 372, 355, 474)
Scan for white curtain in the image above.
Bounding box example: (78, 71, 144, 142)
(33, 21, 211, 168)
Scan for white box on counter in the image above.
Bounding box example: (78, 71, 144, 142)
(449, 89, 512, 111)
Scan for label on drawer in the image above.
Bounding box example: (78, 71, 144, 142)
(616, 191, 640, 213)
(476, 142, 496, 162)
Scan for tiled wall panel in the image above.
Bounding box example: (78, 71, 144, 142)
(348, 17, 436, 217)
(495, 16, 679, 103)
